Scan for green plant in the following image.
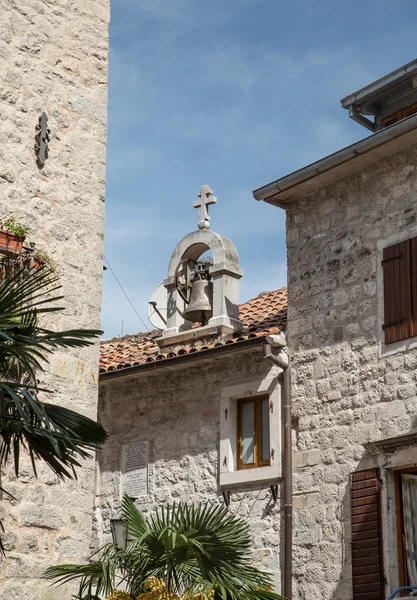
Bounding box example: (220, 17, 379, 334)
(0, 266, 108, 553)
(0, 217, 31, 240)
(45, 495, 284, 600)
(33, 248, 56, 269)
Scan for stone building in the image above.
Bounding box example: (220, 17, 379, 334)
(254, 59, 417, 599)
(0, 1, 109, 599)
(98, 190, 288, 594)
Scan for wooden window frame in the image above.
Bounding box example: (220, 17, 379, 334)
(394, 467, 417, 589)
(237, 395, 270, 470)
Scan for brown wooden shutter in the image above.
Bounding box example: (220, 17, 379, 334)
(410, 237, 417, 337)
(403, 102, 417, 118)
(350, 469, 384, 600)
(381, 110, 401, 128)
(382, 239, 412, 344)
(381, 104, 417, 128)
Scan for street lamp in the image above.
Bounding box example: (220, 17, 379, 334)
(110, 496, 137, 550)
(110, 517, 128, 550)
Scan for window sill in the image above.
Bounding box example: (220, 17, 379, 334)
(219, 465, 281, 489)
(379, 334, 417, 358)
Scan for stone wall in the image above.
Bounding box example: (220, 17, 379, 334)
(98, 350, 283, 593)
(0, 1, 109, 598)
(285, 145, 417, 599)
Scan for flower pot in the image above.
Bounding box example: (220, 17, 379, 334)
(19, 255, 46, 271)
(33, 257, 46, 271)
(0, 229, 24, 256)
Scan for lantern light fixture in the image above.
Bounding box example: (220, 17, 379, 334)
(110, 518, 128, 550)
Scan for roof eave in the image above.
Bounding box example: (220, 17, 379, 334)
(340, 58, 417, 110)
(100, 334, 269, 382)
(253, 113, 417, 208)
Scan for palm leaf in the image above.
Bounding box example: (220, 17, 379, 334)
(122, 493, 149, 541)
(0, 266, 101, 382)
(0, 383, 107, 479)
(0, 265, 107, 554)
(47, 498, 283, 600)
(44, 553, 117, 598)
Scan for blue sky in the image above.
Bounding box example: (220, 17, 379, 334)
(101, 0, 417, 339)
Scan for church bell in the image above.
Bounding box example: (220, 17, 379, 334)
(183, 278, 213, 324)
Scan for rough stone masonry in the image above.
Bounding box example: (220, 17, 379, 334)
(286, 146, 417, 599)
(98, 350, 284, 594)
(0, 1, 109, 598)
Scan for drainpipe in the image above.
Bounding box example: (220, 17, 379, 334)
(264, 336, 292, 600)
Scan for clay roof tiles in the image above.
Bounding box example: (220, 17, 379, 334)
(99, 287, 287, 374)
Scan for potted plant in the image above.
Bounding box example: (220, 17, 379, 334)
(0, 217, 30, 256)
(31, 248, 55, 271)
(45, 496, 284, 600)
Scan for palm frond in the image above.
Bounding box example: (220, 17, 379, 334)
(44, 553, 118, 599)
(0, 382, 107, 479)
(61, 498, 283, 600)
(122, 493, 149, 541)
(0, 264, 107, 555)
(0, 266, 101, 381)
(46, 497, 284, 600)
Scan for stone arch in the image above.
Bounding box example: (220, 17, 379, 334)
(162, 229, 243, 339)
(167, 229, 242, 281)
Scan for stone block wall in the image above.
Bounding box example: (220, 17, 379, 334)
(285, 145, 417, 599)
(98, 351, 283, 593)
(0, 1, 109, 598)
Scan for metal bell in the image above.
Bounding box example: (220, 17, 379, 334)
(183, 279, 213, 324)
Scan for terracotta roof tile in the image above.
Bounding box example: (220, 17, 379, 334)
(99, 287, 287, 373)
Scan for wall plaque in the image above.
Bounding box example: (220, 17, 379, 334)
(121, 441, 148, 498)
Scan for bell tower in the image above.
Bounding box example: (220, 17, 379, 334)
(158, 185, 243, 347)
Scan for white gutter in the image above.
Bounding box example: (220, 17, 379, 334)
(253, 112, 417, 206)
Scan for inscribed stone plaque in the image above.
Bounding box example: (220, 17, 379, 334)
(121, 441, 148, 498)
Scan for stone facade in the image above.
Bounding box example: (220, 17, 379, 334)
(286, 145, 417, 599)
(0, 1, 109, 598)
(97, 349, 284, 593)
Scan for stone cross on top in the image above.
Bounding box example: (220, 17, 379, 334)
(193, 184, 217, 230)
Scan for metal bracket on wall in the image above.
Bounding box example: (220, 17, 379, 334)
(381, 253, 403, 265)
(270, 484, 278, 504)
(382, 318, 405, 330)
(34, 112, 50, 168)
(222, 490, 231, 507)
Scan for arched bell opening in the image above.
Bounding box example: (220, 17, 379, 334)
(180, 242, 211, 262)
(175, 247, 215, 326)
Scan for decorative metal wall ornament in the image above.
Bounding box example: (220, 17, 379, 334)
(34, 112, 50, 167)
(0, 244, 35, 279)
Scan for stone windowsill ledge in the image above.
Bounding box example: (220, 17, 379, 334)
(219, 465, 281, 489)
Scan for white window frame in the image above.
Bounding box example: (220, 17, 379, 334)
(219, 371, 281, 488)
